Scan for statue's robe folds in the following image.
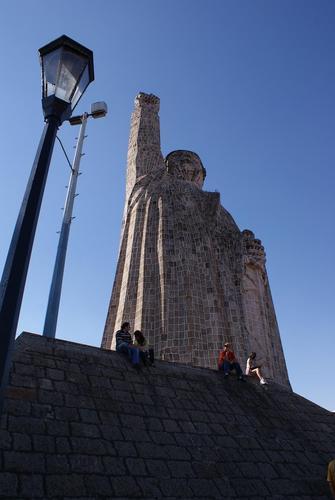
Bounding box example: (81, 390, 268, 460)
(102, 93, 290, 388)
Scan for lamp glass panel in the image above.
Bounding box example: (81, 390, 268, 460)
(55, 49, 87, 103)
(71, 65, 90, 110)
(42, 48, 62, 97)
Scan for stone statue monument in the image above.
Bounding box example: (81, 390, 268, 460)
(102, 93, 290, 387)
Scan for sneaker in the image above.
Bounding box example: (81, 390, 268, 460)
(238, 376, 246, 382)
(260, 378, 268, 385)
(224, 373, 229, 378)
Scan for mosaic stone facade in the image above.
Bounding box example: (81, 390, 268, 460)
(102, 93, 290, 387)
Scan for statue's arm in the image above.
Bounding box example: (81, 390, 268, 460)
(125, 93, 164, 202)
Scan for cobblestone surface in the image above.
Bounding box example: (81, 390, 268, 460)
(0, 332, 334, 499)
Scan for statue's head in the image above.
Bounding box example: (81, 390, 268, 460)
(165, 150, 206, 188)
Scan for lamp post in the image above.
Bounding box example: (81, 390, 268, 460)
(43, 102, 107, 339)
(0, 35, 94, 409)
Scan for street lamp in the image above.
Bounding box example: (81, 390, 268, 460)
(43, 102, 107, 339)
(0, 35, 94, 409)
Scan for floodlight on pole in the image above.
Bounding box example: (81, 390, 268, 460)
(43, 102, 108, 339)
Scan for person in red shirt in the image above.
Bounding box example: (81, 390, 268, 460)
(218, 342, 244, 381)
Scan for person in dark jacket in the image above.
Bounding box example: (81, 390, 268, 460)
(115, 322, 140, 367)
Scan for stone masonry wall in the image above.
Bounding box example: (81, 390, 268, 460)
(0, 332, 334, 499)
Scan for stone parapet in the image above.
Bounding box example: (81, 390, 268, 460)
(0, 332, 334, 498)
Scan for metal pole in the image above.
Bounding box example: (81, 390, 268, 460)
(43, 113, 88, 338)
(0, 116, 59, 408)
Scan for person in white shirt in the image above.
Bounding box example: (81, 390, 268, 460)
(246, 352, 268, 385)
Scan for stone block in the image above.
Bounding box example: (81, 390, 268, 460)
(46, 454, 70, 473)
(39, 389, 64, 406)
(216, 435, 239, 449)
(54, 381, 79, 394)
(8, 415, 44, 434)
(79, 408, 100, 424)
(10, 373, 37, 388)
(38, 378, 54, 390)
(19, 473, 44, 497)
(162, 419, 181, 433)
(31, 402, 54, 419)
(13, 433, 31, 451)
(187, 410, 211, 423)
(230, 478, 261, 497)
(160, 478, 193, 497)
(164, 445, 191, 461)
(56, 360, 81, 373)
(122, 427, 151, 443)
(45, 474, 86, 497)
(192, 461, 217, 479)
(145, 417, 163, 431)
(189, 445, 220, 462)
(46, 368, 65, 380)
(216, 461, 242, 479)
(135, 442, 168, 460)
(119, 402, 146, 416)
(144, 404, 171, 419)
(70, 455, 104, 473)
(115, 441, 138, 457)
(112, 389, 135, 403)
(189, 478, 222, 497)
(167, 408, 190, 421)
(46, 420, 70, 436)
(214, 478, 236, 498)
(33, 435, 55, 453)
(56, 437, 71, 454)
(145, 459, 170, 478)
(178, 421, 196, 433)
(4, 451, 45, 473)
(0, 429, 12, 450)
(149, 430, 176, 445)
(31, 355, 56, 368)
(70, 422, 100, 438)
(0, 472, 18, 497)
(4, 398, 32, 416)
(103, 456, 127, 475)
(238, 462, 261, 478)
(119, 413, 145, 429)
(15, 362, 44, 378)
(89, 375, 112, 388)
(70, 437, 110, 455)
(84, 474, 112, 495)
(55, 406, 79, 421)
(111, 476, 142, 497)
(98, 411, 121, 426)
(167, 460, 195, 478)
(100, 424, 123, 441)
(125, 457, 147, 476)
(64, 393, 95, 409)
(136, 477, 162, 498)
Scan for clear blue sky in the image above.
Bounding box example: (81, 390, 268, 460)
(0, 0, 334, 410)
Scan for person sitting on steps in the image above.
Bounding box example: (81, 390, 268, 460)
(115, 322, 140, 369)
(246, 352, 268, 385)
(133, 330, 155, 367)
(218, 342, 245, 381)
